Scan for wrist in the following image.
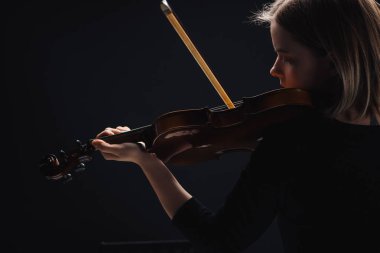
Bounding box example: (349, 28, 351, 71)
(134, 151, 161, 166)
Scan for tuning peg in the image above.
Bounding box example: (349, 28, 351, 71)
(75, 163, 86, 173)
(61, 173, 72, 184)
(75, 139, 85, 151)
(59, 149, 68, 159)
(78, 155, 92, 163)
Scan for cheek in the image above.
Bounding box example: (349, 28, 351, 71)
(302, 56, 334, 89)
(287, 63, 327, 90)
(283, 67, 311, 89)
(306, 64, 332, 90)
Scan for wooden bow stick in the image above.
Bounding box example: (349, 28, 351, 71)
(160, 0, 235, 109)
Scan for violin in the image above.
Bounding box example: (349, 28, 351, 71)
(39, 1, 314, 182)
(40, 88, 313, 182)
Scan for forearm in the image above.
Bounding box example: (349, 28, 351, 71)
(136, 152, 192, 220)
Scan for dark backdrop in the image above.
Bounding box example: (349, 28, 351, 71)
(5, 1, 283, 252)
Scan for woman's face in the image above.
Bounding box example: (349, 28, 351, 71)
(270, 21, 334, 91)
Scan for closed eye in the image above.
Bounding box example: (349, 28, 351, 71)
(280, 56, 296, 65)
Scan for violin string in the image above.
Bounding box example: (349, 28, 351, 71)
(210, 100, 243, 111)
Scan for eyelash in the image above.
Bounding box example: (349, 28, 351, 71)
(280, 56, 294, 65)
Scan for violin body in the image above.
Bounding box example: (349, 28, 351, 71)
(147, 88, 312, 164)
(40, 88, 313, 181)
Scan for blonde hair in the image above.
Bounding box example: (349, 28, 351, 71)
(251, 0, 380, 120)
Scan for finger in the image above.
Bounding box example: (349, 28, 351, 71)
(91, 139, 105, 150)
(91, 139, 122, 153)
(96, 129, 114, 138)
(96, 128, 122, 138)
(116, 126, 131, 131)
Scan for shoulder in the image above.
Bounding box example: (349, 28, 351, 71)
(261, 109, 325, 143)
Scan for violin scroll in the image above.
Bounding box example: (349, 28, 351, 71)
(39, 139, 94, 182)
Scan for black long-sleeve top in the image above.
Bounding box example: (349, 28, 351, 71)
(172, 110, 380, 253)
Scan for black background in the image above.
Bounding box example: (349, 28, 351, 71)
(5, 1, 283, 252)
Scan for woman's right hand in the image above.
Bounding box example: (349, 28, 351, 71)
(91, 126, 149, 165)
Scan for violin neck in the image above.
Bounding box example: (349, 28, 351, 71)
(98, 125, 154, 148)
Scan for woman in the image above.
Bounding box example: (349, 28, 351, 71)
(92, 0, 380, 252)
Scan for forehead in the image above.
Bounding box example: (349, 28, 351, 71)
(270, 21, 304, 53)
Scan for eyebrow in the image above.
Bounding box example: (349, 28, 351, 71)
(275, 48, 290, 53)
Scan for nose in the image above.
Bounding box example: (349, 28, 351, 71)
(270, 57, 283, 79)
